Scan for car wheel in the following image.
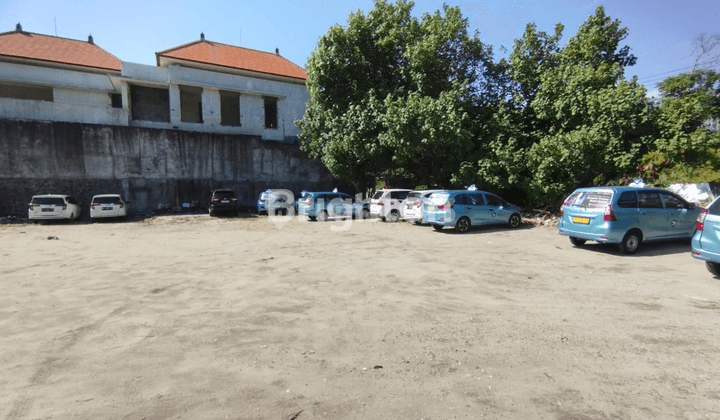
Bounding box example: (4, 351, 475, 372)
(432, 224, 443, 231)
(508, 213, 521, 228)
(706, 262, 720, 277)
(618, 230, 642, 254)
(455, 217, 471, 233)
(209, 210, 215, 217)
(387, 210, 400, 223)
(362, 208, 370, 219)
(308, 216, 316, 221)
(317, 210, 329, 222)
(569, 237, 586, 246)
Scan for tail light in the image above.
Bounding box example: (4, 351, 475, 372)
(118, 203, 124, 208)
(231, 197, 237, 202)
(91, 203, 99, 208)
(61, 205, 67, 210)
(377, 202, 384, 206)
(211, 197, 219, 202)
(697, 209, 708, 231)
(437, 203, 450, 210)
(603, 204, 616, 222)
(560, 200, 570, 216)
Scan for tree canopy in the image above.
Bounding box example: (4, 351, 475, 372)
(298, 2, 720, 206)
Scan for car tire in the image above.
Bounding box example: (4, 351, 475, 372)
(362, 208, 370, 219)
(706, 262, 720, 277)
(569, 237, 586, 246)
(432, 224, 443, 231)
(387, 210, 400, 223)
(508, 213, 521, 228)
(455, 217, 471, 233)
(317, 210, 329, 222)
(308, 216, 316, 221)
(209, 210, 215, 217)
(618, 230, 642, 254)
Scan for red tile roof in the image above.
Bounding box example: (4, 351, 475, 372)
(0, 30, 121, 72)
(157, 40, 307, 81)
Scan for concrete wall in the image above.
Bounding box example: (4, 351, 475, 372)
(0, 119, 338, 217)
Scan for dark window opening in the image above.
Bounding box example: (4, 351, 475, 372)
(180, 85, 203, 123)
(130, 85, 170, 122)
(264, 97, 277, 129)
(617, 191, 638, 208)
(220, 90, 241, 126)
(0, 83, 53, 101)
(110, 93, 122, 108)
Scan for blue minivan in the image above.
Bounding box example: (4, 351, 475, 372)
(422, 188, 522, 233)
(559, 186, 699, 254)
(691, 197, 720, 276)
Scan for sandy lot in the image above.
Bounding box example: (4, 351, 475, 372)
(1, 214, 718, 420)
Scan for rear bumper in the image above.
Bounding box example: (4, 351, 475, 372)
(29, 212, 71, 220)
(90, 209, 127, 218)
(557, 227, 623, 243)
(423, 211, 454, 226)
(209, 203, 238, 212)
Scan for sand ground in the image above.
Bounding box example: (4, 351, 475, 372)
(1, 214, 718, 420)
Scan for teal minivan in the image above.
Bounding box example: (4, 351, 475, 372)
(559, 186, 699, 254)
(422, 187, 522, 233)
(691, 197, 720, 276)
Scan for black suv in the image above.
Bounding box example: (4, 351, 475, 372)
(208, 189, 239, 216)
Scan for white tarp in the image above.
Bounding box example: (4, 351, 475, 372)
(667, 183, 713, 203)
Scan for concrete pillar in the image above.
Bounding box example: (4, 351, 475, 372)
(168, 84, 181, 125)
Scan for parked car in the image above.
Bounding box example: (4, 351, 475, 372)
(90, 194, 128, 220)
(402, 189, 444, 223)
(208, 189, 239, 216)
(28, 194, 81, 221)
(298, 191, 368, 221)
(370, 189, 412, 222)
(257, 189, 289, 215)
(423, 187, 522, 233)
(691, 197, 720, 276)
(559, 186, 699, 254)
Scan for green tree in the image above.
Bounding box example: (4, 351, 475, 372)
(524, 6, 653, 204)
(641, 70, 720, 183)
(297, 0, 495, 188)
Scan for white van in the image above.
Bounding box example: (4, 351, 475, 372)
(28, 195, 81, 221)
(90, 194, 129, 220)
(370, 189, 411, 222)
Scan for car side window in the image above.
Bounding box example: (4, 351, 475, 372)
(389, 192, 398, 200)
(454, 194, 468, 205)
(66, 196, 78, 205)
(397, 191, 409, 201)
(660, 193, 684, 209)
(616, 191, 638, 208)
(485, 194, 504, 207)
(638, 191, 663, 209)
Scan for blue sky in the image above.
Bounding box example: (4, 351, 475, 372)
(2, 0, 718, 96)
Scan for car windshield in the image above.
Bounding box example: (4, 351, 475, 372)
(569, 191, 612, 209)
(429, 192, 450, 205)
(372, 191, 384, 200)
(93, 196, 122, 204)
(406, 192, 422, 200)
(32, 197, 64, 205)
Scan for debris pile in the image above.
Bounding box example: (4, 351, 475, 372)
(0, 215, 20, 224)
(522, 210, 559, 227)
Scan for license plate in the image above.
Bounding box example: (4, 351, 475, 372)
(573, 216, 590, 224)
(427, 205, 435, 212)
(221, 200, 229, 203)
(102, 206, 113, 211)
(42, 208, 53, 212)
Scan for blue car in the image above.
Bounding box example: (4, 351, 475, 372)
(257, 189, 289, 215)
(298, 191, 368, 221)
(559, 186, 700, 254)
(422, 187, 522, 233)
(692, 197, 720, 276)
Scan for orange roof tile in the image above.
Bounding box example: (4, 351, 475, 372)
(157, 40, 307, 81)
(0, 30, 121, 72)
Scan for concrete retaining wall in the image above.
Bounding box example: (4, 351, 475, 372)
(0, 119, 338, 217)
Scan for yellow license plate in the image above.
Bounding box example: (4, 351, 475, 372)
(573, 217, 590, 224)
(427, 205, 435, 212)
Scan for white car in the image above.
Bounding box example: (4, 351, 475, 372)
(90, 194, 128, 220)
(370, 189, 412, 222)
(402, 189, 444, 223)
(28, 194, 81, 221)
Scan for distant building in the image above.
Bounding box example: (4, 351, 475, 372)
(0, 25, 309, 143)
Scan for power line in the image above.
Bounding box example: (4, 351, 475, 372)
(636, 58, 720, 83)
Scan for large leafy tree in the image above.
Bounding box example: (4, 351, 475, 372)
(297, 0, 495, 188)
(524, 6, 653, 204)
(641, 70, 720, 182)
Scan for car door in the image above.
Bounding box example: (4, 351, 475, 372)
(452, 194, 472, 223)
(484, 194, 509, 225)
(467, 193, 486, 224)
(637, 190, 666, 239)
(660, 192, 696, 237)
